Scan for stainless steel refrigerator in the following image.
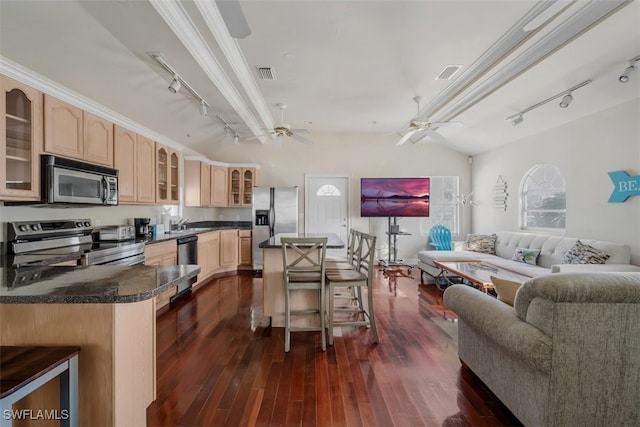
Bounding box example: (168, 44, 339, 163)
(252, 186, 299, 271)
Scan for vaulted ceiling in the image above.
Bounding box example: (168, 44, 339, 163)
(1, 1, 639, 157)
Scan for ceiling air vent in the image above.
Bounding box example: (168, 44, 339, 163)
(257, 67, 276, 80)
(435, 65, 462, 80)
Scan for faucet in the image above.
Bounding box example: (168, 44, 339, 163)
(177, 217, 189, 230)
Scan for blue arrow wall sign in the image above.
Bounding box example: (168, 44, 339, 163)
(608, 170, 640, 203)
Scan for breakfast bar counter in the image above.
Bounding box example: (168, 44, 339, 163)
(259, 233, 344, 327)
(0, 264, 200, 426)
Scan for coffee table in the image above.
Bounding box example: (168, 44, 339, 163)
(433, 260, 532, 293)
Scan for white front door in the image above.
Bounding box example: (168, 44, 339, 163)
(305, 175, 349, 257)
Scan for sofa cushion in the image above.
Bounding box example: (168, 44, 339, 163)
(465, 234, 497, 254)
(490, 276, 522, 306)
(511, 247, 540, 265)
(562, 240, 610, 264)
(495, 231, 630, 268)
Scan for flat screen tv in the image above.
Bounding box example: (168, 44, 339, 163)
(360, 177, 430, 217)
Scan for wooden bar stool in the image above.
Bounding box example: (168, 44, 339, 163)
(325, 229, 360, 270)
(281, 237, 328, 352)
(325, 232, 379, 346)
(1, 346, 80, 427)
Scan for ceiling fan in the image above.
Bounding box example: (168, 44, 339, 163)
(249, 103, 314, 147)
(394, 96, 463, 146)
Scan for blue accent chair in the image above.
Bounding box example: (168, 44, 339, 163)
(429, 225, 452, 251)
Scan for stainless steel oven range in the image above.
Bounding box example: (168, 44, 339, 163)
(8, 219, 145, 268)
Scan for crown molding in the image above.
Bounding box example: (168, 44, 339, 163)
(0, 57, 184, 152)
(149, 0, 269, 144)
(194, 0, 274, 131)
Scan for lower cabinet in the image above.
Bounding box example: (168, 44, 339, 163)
(144, 240, 177, 310)
(238, 230, 252, 270)
(195, 230, 220, 287)
(220, 229, 239, 269)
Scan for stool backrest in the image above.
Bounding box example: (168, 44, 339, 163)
(355, 232, 377, 278)
(281, 237, 328, 282)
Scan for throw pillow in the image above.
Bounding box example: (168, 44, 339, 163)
(490, 276, 522, 306)
(511, 247, 541, 265)
(562, 240, 610, 264)
(465, 234, 497, 254)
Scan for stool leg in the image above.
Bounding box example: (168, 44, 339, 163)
(320, 283, 326, 351)
(328, 281, 335, 346)
(366, 283, 379, 343)
(284, 287, 291, 352)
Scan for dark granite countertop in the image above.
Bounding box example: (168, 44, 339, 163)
(259, 233, 345, 249)
(1, 264, 200, 304)
(142, 221, 252, 245)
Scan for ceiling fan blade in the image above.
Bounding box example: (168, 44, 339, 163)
(215, 0, 251, 39)
(291, 134, 314, 144)
(246, 132, 270, 141)
(395, 130, 417, 146)
(430, 121, 463, 128)
(274, 136, 283, 148)
(290, 128, 310, 134)
(413, 129, 448, 144)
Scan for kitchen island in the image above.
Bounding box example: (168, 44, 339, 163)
(259, 233, 344, 327)
(0, 264, 199, 426)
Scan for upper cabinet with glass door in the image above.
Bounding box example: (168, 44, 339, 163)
(1, 76, 43, 201)
(155, 142, 180, 205)
(228, 167, 256, 207)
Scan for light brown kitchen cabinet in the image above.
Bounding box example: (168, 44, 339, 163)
(238, 230, 252, 270)
(83, 111, 113, 166)
(228, 167, 255, 207)
(1, 75, 42, 201)
(145, 240, 177, 310)
(184, 160, 211, 207)
(44, 95, 114, 166)
(113, 125, 137, 203)
(136, 135, 156, 204)
(156, 143, 179, 205)
(44, 94, 83, 160)
(195, 230, 220, 286)
(220, 229, 239, 268)
(210, 165, 228, 207)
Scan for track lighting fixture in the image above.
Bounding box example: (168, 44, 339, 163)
(559, 93, 573, 108)
(618, 55, 640, 83)
(216, 115, 240, 144)
(149, 52, 211, 118)
(506, 80, 591, 126)
(168, 76, 181, 94)
(511, 115, 524, 126)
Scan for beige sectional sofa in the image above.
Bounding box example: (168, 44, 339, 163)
(417, 231, 635, 284)
(443, 272, 640, 426)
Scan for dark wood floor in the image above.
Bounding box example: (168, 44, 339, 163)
(147, 268, 522, 427)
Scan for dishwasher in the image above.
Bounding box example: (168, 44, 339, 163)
(171, 235, 198, 303)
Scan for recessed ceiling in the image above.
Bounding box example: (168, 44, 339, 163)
(1, 0, 638, 157)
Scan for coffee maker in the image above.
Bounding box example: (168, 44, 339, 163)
(134, 218, 151, 238)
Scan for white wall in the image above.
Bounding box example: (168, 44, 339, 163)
(1, 132, 472, 262)
(471, 99, 640, 265)
(198, 132, 472, 261)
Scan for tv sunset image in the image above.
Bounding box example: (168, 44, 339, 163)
(360, 177, 430, 217)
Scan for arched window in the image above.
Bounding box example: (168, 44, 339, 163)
(316, 184, 341, 196)
(521, 164, 566, 230)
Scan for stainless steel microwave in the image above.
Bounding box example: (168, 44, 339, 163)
(39, 154, 118, 206)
